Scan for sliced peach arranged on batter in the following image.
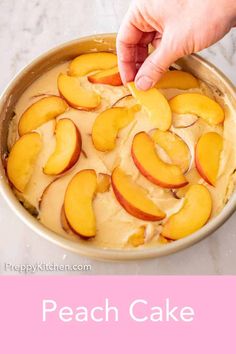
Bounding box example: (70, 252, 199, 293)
(127, 82, 172, 131)
(162, 184, 212, 240)
(39, 175, 72, 234)
(68, 52, 118, 77)
(92, 105, 140, 151)
(169, 93, 225, 125)
(18, 96, 68, 136)
(61, 205, 72, 234)
(155, 70, 199, 90)
(64, 170, 97, 237)
(195, 132, 223, 186)
(43, 119, 82, 176)
(150, 129, 191, 173)
(132, 132, 188, 189)
(111, 167, 166, 221)
(88, 67, 122, 86)
(57, 74, 101, 110)
(7, 132, 42, 192)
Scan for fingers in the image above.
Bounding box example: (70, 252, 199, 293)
(117, 6, 178, 90)
(117, 16, 144, 84)
(135, 36, 178, 90)
(117, 29, 155, 84)
(136, 32, 156, 68)
(117, 5, 156, 85)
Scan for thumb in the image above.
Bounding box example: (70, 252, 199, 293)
(135, 37, 178, 91)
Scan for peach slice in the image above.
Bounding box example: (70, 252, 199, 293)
(127, 82, 172, 131)
(92, 105, 140, 152)
(111, 167, 166, 221)
(18, 96, 68, 136)
(162, 184, 212, 240)
(88, 67, 122, 86)
(61, 205, 72, 234)
(68, 52, 118, 77)
(39, 175, 72, 235)
(195, 132, 223, 186)
(43, 119, 82, 176)
(97, 173, 111, 193)
(127, 226, 146, 247)
(132, 132, 188, 189)
(7, 132, 42, 192)
(60, 175, 110, 234)
(57, 73, 101, 110)
(150, 129, 191, 173)
(169, 93, 225, 125)
(155, 70, 199, 90)
(64, 170, 97, 237)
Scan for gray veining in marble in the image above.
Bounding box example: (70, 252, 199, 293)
(0, 0, 236, 275)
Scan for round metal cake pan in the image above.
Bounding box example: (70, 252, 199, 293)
(0, 34, 235, 260)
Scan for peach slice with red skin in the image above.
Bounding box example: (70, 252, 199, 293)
(18, 96, 68, 136)
(39, 175, 73, 235)
(68, 52, 118, 77)
(64, 170, 97, 237)
(111, 167, 166, 221)
(132, 132, 188, 189)
(61, 205, 73, 234)
(92, 105, 140, 152)
(127, 82, 172, 131)
(150, 129, 191, 173)
(88, 67, 122, 86)
(155, 70, 199, 90)
(195, 132, 223, 186)
(7, 132, 42, 192)
(61, 173, 110, 235)
(40, 171, 110, 237)
(57, 73, 101, 110)
(169, 93, 225, 125)
(43, 118, 82, 176)
(162, 184, 212, 240)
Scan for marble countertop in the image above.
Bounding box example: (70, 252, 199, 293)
(0, 0, 236, 275)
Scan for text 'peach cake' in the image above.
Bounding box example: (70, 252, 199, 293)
(6, 52, 236, 248)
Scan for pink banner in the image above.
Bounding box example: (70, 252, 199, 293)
(0, 276, 235, 353)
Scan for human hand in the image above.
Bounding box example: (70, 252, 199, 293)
(117, 0, 236, 90)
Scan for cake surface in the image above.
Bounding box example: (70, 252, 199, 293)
(7, 53, 236, 249)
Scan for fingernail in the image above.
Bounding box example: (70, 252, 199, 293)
(136, 76, 154, 91)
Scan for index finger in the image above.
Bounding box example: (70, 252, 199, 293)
(117, 13, 143, 84)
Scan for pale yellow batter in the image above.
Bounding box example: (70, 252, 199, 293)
(7, 61, 236, 249)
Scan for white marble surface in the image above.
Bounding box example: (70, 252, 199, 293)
(0, 0, 236, 275)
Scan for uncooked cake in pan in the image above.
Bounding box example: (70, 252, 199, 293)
(6, 52, 236, 249)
